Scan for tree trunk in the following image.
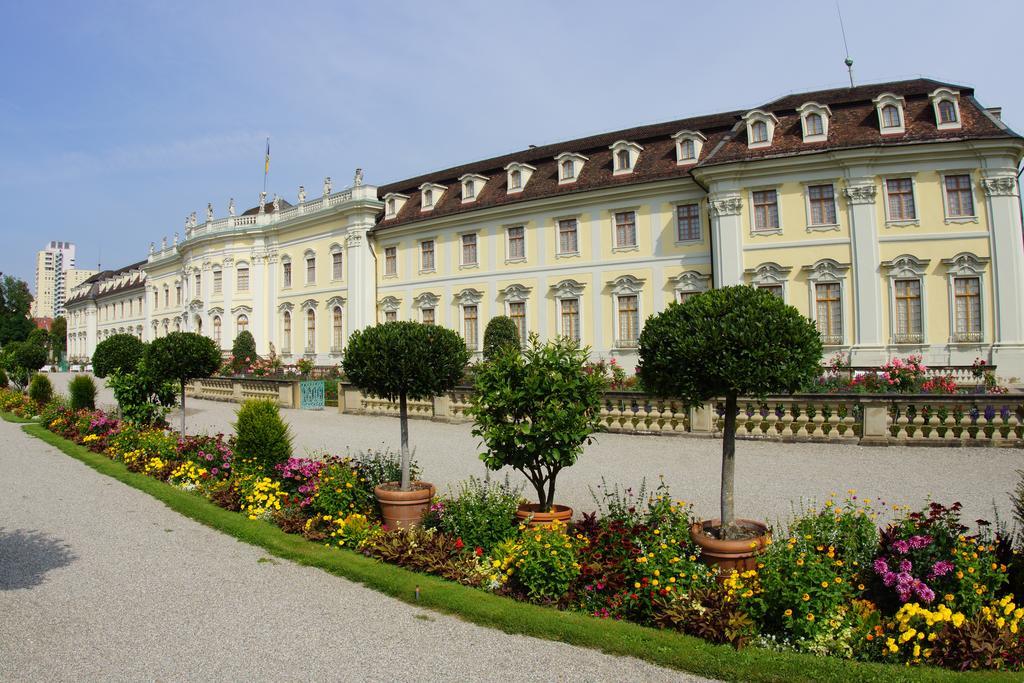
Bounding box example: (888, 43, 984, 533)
(180, 380, 186, 437)
(721, 393, 737, 529)
(545, 472, 558, 511)
(529, 476, 547, 509)
(399, 392, 410, 491)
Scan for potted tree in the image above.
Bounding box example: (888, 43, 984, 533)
(470, 335, 606, 526)
(343, 321, 469, 529)
(146, 332, 223, 436)
(637, 286, 822, 573)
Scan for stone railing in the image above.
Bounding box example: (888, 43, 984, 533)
(336, 382, 1024, 447)
(186, 377, 302, 408)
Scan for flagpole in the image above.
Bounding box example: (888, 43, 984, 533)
(263, 137, 270, 193)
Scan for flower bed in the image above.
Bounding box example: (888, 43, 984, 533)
(7, 384, 1023, 674)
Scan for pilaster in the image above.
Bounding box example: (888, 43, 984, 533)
(251, 252, 267, 352)
(981, 170, 1024, 372)
(708, 193, 744, 287)
(222, 256, 235, 342)
(843, 178, 886, 366)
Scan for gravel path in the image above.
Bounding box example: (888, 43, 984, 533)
(0, 416, 707, 682)
(47, 372, 1024, 528)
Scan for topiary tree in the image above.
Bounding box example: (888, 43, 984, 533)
(92, 334, 146, 378)
(5, 339, 48, 389)
(483, 315, 521, 361)
(637, 286, 822, 536)
(146, 332, 222, 435)
(343, 321, 470, 490)
(68, 374, 97, 411)
(470, 335, 606, 510)
(231, 330, 258, 372)
(232, 398, 293, 475)
(28, 373, 53, 405)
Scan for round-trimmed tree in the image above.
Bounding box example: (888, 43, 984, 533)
(637, 286, 822, 536)
(146, 332, 222, 435)
(343, 321, 470, 490)
(92, 334, 146, 378)
(483, 315, 521, 361)
(5, 339, 48, 389)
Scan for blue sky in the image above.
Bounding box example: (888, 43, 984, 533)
(2, 0, 1023, 291)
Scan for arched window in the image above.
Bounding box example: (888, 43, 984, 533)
(305, 252, 316, 284)
(938, 99, 957, 124)
(510, 169, 522, 190)
(174, 318, 181, 332)
(881, 104, 901, 129)
(806, 112, 823, 136)
(332, 306, 343, 350)
(561, 159, 575, 179)
(616, 149, 631, 170)
(750, 120, 768, 143)
(281, 311, 291, 353)
(423, 188, 433, 207)
(331, 247, 343, 280)
(237, 314, 248, 333)
(213, 316, 222, 345)
(305, 309, 315, 353)
(281, 257, 292, 288)
(680, 139, 695, 160)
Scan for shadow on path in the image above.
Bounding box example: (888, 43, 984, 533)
(0, 528, 76, 590)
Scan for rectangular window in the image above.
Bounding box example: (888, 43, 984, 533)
(194, 273, 201, 294)
(752, 190, 780, 231)
(282, 314, 291, 353)
(807, 184, 837, 226)
(758, 284, 784, 299)
(617, 295, 639, 345)
(332, 251, 343, 280)
(560, 298, 580, 342)
(509, 302, 526, 345)
(815, 283, 842, 344)
(153, 291, 158, 308)
(945, 174, 975, 218)
(886, 178, 916, 221)
(385, 310, 397, 322)
(614, 211, 637, 248)
(894, 279, 922, 342)
(305, 256, 315, 284)
(213, 270, 222, 294)
(384, 247, 397, 276)
(283, 262, 292, 288)
(175, 285, 181, 305)
(461, 233, 477, 265)
(164, 289, 169, 307)
(237, 267, 249, 291)
(678, 291, 699, 304)
(558, 219, 578, 254)
(507, 226, 525, 260)
(676, 204, 701, 241)
(421, 308, 435, 325)
(463, 305, 478, 349)
(954, 276, 982, 340)
(420, 240, 435, 271)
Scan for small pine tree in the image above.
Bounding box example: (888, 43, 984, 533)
(232, 399, 294, 475)
(68, 374, 97, 411)
(28, 373, 53, 405)
(231, 331, 258, 372)
(483, 316, 521, 361)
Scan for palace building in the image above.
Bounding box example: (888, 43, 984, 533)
(66, 78, 1024, 376)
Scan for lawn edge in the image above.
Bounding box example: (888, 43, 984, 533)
(17, 422, 1017, 683)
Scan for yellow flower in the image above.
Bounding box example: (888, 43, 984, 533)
(806, 613, 815, 621)
(784, 609, 793, 617)
(821, 581, 830, 588)
(802, 593, 810, 601)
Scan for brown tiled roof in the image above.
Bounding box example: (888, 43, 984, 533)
(65, 259, 148, 306)
(242, 198, 293, 216)
(375, 78, 1020, 230)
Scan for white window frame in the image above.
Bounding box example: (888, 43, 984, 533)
(419, 183, 445, 211)
(236, 262, 250, 292)
(796, 102, 831, 143)
(551, 279, 586, 344)
(611, 208, 639, 251)
(383, 192, 409, 218)
(881, 175, 920, 226)
(929, 88, 962, 131)
(942, 252, 989, 344)
(212, 267, 222, 294)
(745, 262, 792, 303)
(882, 255, 930, 345)
(555, 152, 588, 185)
(504, 162, 536, 195)
(609, 140, 643, 176)
(501, 284, 531, 346)
(459, 231, 479, 268)
(302, 303, 316, 355)
(803, 181, 840, 231)
(459, 173, 488, 204)
(940, 171, 979, 224)
(555, 215, 581, 258)
(418, 238, 436, 274)
(607, 275, 645, 350)
(504, 224, 527, 263)
(671, 130, 706, 165)
(455, 288, 484, 351)
(326, 296, 345, 353)
(748, 187, 783, 235)
(803, 259, 850, 346)
(330, 244, 344, 281)
(742, 109, 778, 149)
(382, 245, 399, 277)
(873, 93, 906, 135)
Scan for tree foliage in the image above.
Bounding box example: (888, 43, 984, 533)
(483, 315, 521, 361)
(3, 338, 48, 389)
(28, 373, 53, 405)
(232, 399, 294, 476)
(50, 316, 67, 359)
(470, 335, 607, 509)
(0, 275, 34, 347)
(343, 321, 469, 489)
(637, 286, 822, 531)
(231, 331, 258, 371)
(92, 333, 146, 378)
(68, 374, 97, 411)
(146, 332, 222, 434)
(107, 359, 177, 426)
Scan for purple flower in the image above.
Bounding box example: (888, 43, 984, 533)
(892, 539, 910, 554)
(908, 535, 933, 550)
(928, 561, 953, 579)
(211, 467, 219, 475)
(899, 559, 913, 573)
(873, 557, 890, 575)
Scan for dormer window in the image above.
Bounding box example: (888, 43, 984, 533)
(504, 162, 536, 194)
(873, 93, 906, 135)
(671, 130, 706, 164)
(555, 152, 589, 184)
(383, 192, 409, 219)
(418, 183, 446, 211)
(742, 110, 778, 149)
(609, 140, 643, 175)
(797, 102, 831, 142)
(929, 88, 962, 130)
(458, 173, 488, 204)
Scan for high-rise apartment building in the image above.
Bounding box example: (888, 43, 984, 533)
(31, 241, 97, 319)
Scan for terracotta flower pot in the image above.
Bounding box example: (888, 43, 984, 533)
(374, 482, 435, 530)
(690, 518, 770, 579)
(515, 503, 573, 527)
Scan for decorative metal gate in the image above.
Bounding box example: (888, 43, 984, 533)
(299, 380, 325, 410)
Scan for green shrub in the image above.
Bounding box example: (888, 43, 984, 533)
(513, 521, 584, 603)
(232, 331, 258, 371)
(92, 334, 146, 378)
(232, 399, 293, 475)
(28, 373, 53, 405)
(0, 367, 7, 388)
(438, 476, 523, 553)
(483, 315, 520, 360)
(353, 448, 420, 491)
(4, 339, 48, 389)
(311, 458, 376, 517)
(107, 361, 177, 426)
(68, 374, 97, 411)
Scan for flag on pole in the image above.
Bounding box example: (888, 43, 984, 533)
(264, 138, 271, 175)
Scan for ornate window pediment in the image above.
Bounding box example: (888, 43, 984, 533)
(882, 255, 930, 278)
(609, 140, 643, 175)
(803, 258, 850, 282)
(742, 109, 779, 149)
(300, 298, 319, 312)
(383, 192, 409, 218)
(378, 295, 402, 312)
(413, 292, 440, 309)
(419, 183, 446, 211)
(325, 295, 345, 309)
(230, 305, 252, 315)
(454, 288, 483, 306)
(941, 252, 989, 276)
(504, 162, 536, 194)
(550, 279, 586, 299)
(554, 152, 588, 184)
(671, 130, 706, 164)
(670, 270, 710, 296)
(501, 283, 532, 303)
(207, 306, 224, 316)
(797, 102, 831, 142)
(277, 302, 294, 313)
(607, 274, 645, 296)
(459, 173, 488, 203)
(745, 262, 792, 287)
(929, 88, 961, 131)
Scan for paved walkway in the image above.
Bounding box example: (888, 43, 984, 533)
(48, 372, 1024, 527)
(0, 416, 705, 682)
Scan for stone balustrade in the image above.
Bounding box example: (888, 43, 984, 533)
(186, 377, 301, 408)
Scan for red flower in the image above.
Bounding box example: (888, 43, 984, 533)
(454, 538, 464, 550)
(474, 546, 483, 557)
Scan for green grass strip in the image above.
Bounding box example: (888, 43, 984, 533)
(19, 422, 1020, 683)
(1, 410, 34, 423)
